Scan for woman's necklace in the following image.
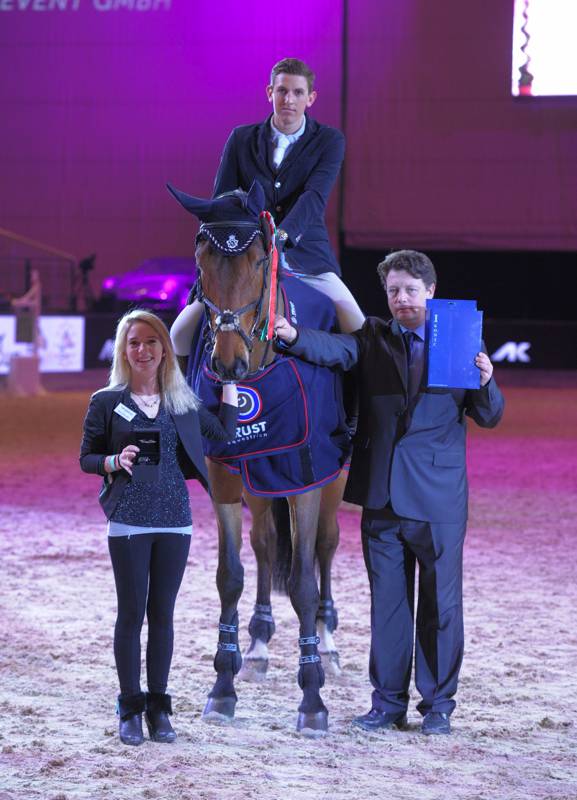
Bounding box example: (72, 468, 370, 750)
(131, 392, 160, 409)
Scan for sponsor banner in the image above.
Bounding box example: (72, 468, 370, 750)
(2, 314, 574, 373)
(84, 313, 175, 369)
(0, 315, 84, 373)
(484, 320, 577, 370)
(84, 315, 577, 371)
(84, 314, 117, 370)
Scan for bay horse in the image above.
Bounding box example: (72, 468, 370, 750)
(167, 180, 349, 735)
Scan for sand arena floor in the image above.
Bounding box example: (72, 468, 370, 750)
(0, 372, 576, 800)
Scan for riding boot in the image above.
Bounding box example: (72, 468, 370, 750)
(117, 692, 145, 746)
(145, 692, 177, 743)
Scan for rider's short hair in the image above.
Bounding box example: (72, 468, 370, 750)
(270, 58, 315, 92)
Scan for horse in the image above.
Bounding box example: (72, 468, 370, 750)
(167, 180, 349, 736)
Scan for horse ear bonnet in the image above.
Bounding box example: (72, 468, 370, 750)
(166, 180, 266, 255)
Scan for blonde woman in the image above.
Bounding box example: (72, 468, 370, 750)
(80, 310, 237, 746)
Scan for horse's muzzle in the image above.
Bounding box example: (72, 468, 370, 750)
(211, 355, 249, 382)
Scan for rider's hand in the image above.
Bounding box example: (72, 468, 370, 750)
(273, 315, 298, 344)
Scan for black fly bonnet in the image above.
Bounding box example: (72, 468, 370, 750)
(166, 180, 267, 255)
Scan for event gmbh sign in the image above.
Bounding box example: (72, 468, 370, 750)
(0, 0, 171, 11)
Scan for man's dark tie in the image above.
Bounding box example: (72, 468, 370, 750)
(403, 330, 422, 399)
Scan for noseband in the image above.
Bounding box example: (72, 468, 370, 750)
(195, 221, 271, 354)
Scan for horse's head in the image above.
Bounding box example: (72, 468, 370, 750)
(167, 180, 276, 382)
(195, 228, 271, 380)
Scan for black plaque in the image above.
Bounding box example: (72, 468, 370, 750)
(130, 428, 161, 482)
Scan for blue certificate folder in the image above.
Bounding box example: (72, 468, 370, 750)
(426, 299, 483, 389)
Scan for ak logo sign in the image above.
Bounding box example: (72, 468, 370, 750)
(491, 342, 531, 363)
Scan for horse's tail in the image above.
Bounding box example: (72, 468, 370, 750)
(271, 498, 292, 595)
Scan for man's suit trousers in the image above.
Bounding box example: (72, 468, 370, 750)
(361, 506, 465, 716)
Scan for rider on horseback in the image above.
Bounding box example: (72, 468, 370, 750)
(170, 57, 365, 361)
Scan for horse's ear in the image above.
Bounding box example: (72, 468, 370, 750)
(246, 180, 266, 217)
(166, 183, 212, 219)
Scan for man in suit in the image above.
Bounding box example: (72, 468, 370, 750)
(170, 58, 363, 358)
(273, 250, 504, 735)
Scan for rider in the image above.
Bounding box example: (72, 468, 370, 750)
(170, 57, 365, 359)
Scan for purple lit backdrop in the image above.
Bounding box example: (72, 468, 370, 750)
(343, 1, 577, 250)
(1, 0, 576, 296)
(0, 0, 343, 287)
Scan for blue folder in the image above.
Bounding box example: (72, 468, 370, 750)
(426, 299, 483, 389)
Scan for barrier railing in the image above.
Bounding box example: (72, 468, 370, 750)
(0, 227, 77, 311)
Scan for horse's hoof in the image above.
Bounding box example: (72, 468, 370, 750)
(320, 650, 342, 678)
(238, 657, 269, 683)
(202, 696, 236, 724)
(296, 710, 329, 738)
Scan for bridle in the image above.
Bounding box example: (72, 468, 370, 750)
(195, 221, 275, 365)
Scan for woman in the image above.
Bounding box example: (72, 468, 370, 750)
(80, 309, 237, 746)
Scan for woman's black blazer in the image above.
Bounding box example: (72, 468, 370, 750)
(79, 386, 236, 519)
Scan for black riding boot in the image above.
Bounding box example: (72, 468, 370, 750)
(145, 692, 177, 743)
(117, 692, 145, 746)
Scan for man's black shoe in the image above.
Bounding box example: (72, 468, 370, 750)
(352, 708, 408, 731)
(421, 711, 451, 735)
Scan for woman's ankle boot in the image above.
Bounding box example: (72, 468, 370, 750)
(117, 692, 145, 746)
(145, 692, 177, 743)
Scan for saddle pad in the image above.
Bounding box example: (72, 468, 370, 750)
(189, 273, 351, 495)
(197, 357, 309, 461)
(239, 447, 344, 497)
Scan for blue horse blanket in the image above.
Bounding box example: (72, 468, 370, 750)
(188, 274, 350, 497)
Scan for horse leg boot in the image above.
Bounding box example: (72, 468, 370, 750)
(288, 491, 328, 737)
(316, 472, 347, 677)
(203, 500, 244, 723)
(238, 497, 276, 682)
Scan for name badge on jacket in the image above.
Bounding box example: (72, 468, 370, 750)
(114, 403, 136, 422)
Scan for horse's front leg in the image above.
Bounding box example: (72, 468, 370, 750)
(316, 470, 347, 677)
(237, 494, 276, 683)
(202, 463, 244, 723)
(288, 489, 328, 736)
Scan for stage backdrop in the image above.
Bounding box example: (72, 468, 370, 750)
(1, 0, 576, 298)
(342, 0, 577, 251)
(0, 0, 343, 289)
